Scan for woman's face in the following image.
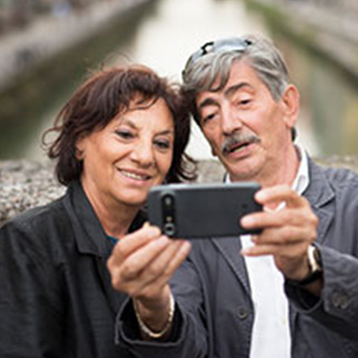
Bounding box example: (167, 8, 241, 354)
(77, 98, 175, 211)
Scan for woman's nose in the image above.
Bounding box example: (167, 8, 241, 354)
(130, 140, 154, 167)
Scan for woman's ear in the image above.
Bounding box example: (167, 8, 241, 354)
(75, 136, 86, 161)
(280, 84, 300, 129)
(75, 148, 84, 161)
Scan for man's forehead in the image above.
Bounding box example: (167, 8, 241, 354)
(196, 82, 254, 107)
(199, 61, 258, 93)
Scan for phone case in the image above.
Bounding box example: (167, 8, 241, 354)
(147, 182, 262, 238)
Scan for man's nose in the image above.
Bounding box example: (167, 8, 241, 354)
(221, 102, 243, 135)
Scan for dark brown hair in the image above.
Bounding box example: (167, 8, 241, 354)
(43, 65, 196, 185)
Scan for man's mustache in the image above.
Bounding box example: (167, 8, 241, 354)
(221, 133, 261, 155)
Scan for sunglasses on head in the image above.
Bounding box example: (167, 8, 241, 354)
(182, 37, 252, 78)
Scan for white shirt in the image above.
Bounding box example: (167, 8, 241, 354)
(228, 145, 309, 358)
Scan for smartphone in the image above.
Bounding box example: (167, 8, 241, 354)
(147, 182, 262, 238)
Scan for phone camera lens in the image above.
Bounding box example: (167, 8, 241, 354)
(163, 195, 173, 207)
(161, 193, 175, 236)
(164, 222, 176, 237)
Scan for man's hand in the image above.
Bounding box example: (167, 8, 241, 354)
(240, 185, 319, 283)
(107, 224, 191, 335)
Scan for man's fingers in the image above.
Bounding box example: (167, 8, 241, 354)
(252, 226, 309, 245)
(241, 240, 306, 258)
(255, 185, 308, 208)
(241, 207, 317, 230)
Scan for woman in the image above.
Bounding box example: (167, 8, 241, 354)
(0, 65, 194, 357)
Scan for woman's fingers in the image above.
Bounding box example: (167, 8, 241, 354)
(108, 225, 161, 266)
(131, 239, 191, 299)
(107, 224, 191, 300)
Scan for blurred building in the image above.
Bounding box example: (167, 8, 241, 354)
(286, 0, 358, 15)
(263, 0, 358, 14)
(0, 0, 106, 34)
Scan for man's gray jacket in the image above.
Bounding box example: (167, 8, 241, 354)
(117, 159, 358, 358)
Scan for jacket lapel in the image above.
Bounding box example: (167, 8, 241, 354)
(63, 181, 125, 315)
(212, 237, 251, 295)
(304, 159, 335, 245)
(94, 255, 125, 315)
(290, 159, 335, 329)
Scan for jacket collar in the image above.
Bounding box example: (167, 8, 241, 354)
(63, 181, 110, 257)
(63, 181, 147, 258)
(62, 181, 146, 314)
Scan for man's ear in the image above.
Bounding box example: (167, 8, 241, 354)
(280, 84, 300, 129)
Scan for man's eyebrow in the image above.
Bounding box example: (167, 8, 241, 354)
(224, 82, 253, 98)
(198, 82, 254, 110)
(198, 97, 219, 110)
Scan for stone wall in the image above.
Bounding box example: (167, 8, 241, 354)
(1, 157, 358, 227)
(0, 161, 64, 226)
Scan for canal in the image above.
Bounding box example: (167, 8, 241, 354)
(1, 0, 358, 161)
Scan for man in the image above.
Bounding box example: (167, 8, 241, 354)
(108, 34, 358, 357)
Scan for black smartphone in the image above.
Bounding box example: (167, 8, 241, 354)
(147, 182, 262, 238)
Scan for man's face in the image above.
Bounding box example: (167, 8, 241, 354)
(195, 60, 298, 184)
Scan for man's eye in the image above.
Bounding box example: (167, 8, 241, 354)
(239, 99, 251, 106)
(115, 130, 134, 139)
(202, 113, 217, 124)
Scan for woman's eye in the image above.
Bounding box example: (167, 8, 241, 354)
(115, 130, 134, 140)
(154, 140, 171, 150)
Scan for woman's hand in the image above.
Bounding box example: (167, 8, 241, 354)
(107, 224, 191, 335)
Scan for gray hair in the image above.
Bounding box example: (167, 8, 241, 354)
(182, 34, 291, 125)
